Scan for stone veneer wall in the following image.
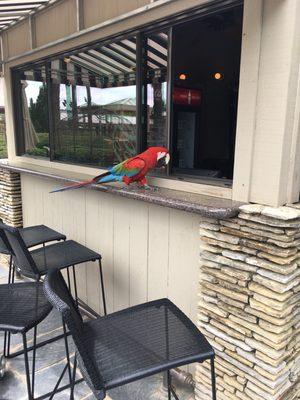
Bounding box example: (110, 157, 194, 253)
(0, 168, 22, 265)
(196, 204, 300, 400)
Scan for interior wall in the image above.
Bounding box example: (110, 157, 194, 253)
(21, 173, 199, 323)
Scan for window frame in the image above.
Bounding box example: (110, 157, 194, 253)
(11, 0, 243, 187)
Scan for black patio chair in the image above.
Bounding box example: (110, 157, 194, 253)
(0, 222, 106, 359)
(0, 223, 66, 284)
(44, 269, 217, 400)
(0, 223, 66, 358)
(0, 281, 80, 400)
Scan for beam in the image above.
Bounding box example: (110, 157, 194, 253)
(28, 14, 36, 49)
(76, 0, 83, 31)
(0, 1, 48, 4)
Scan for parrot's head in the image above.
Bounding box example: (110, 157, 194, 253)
(149, 147, 170, 168)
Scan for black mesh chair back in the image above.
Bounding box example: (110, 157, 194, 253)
(44, 269, 104, 394)
(0, 222, 40, 279)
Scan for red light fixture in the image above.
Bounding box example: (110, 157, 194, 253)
(179, 73, 187, 80)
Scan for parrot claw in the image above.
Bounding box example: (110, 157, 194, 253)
(140, 184, 159, 191)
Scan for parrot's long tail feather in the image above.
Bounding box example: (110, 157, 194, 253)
(50, 171, 111, 193)
(50, 179, 96, 193)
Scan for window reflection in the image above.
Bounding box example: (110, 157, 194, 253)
(52, 38, 137, 166)
(21, 68, 50, 158)
(146, 32, 168, 149)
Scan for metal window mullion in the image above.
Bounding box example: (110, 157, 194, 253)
(46, 61, 55, 161)
(76, 0, 84, 31)
(166, 27, 173, 176)
(28, 14, 36, 49)
(136, 33, 147, 153)
(12, 69, 25, 155)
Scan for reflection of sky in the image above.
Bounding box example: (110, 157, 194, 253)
(147, 82, 167, 107)
(25, 81, 137, 107)
(24, 81, 44, 105)
(24, 80, 167, 109)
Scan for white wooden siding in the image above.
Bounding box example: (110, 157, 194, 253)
(21, 173, 199, 323)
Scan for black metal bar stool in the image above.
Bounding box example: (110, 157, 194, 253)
(0, 280, 80, 400)
(0, 222, 107, 359)
(0, 224, 66, 283)
(44, 269, 217, 400)
(0, 223, 66, 358)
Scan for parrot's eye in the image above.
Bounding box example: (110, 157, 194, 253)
(157, 152, 166, 161)
(156, 152, 170, 168)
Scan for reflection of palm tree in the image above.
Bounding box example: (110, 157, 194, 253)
(22, 81, 38, 152)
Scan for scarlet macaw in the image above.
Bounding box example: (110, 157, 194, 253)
(50, 146, 170, 193)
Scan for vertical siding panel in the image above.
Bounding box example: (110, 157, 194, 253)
(148, 204, 170, 301)
(41, 179, 63, 233)
(60, 188, 87, 302)
(85, 190, 101, 314)
(113, 196, 131, 311)
(168, 209, 199, 322)
(129, 200, 149, 306)
(97, 192, 115, 313)
(168, 210, 199, 375)
(85, 190, 114, 315)
(21, 174, 44, 226)
(21, 174, 32, 227)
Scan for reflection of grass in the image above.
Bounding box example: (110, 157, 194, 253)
(54, 128, 136, 166)
(0, 134, 7, 159)
(25, 129, 136, 165)
(26, 132, 49, 157)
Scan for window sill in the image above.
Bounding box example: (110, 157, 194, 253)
(0, 159, 244, 219)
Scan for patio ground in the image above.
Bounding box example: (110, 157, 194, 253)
(0, 263, 195, 400)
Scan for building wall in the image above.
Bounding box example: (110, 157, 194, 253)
(1, 1, 300, 204)
(35, 0, 77, 47)
(21, 173, 199, 322)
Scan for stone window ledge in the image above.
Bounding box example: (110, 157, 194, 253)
(0, 160, 243, 219)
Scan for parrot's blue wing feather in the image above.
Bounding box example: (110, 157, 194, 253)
(103, 158, 145, 181)
(98, 174, 119, 183)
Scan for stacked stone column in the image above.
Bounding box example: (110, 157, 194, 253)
(0, 167, 22, 265)
(196, 204, 300, 400)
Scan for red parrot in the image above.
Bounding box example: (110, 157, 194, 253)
(51, 147, 170, 193)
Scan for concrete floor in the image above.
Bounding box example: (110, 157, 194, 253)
(0, 264, 195, 400)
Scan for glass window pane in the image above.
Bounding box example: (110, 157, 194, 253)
(20, 66, 50, 158)
(171, 6, 243, 180)
(146, 32, 168, 149)
(52, 38, 137, 166)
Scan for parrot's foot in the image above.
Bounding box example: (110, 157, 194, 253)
(140, 184, 159, 191)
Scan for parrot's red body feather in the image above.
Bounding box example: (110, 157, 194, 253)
(51, 147, 169, 193)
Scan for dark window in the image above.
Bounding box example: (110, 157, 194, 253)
(13, 3, 243, 184)
(171, 7, 243, 180)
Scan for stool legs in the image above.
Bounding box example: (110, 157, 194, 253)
(68, 259, 107, 316)
(23, 333, 33, 400)
(31, 326, 37, 399)
(72, 265, 79, 306)
(4, 257, 14, 358)
(167, 370, 172, 400)
(211, 357, 217, 400)
(98, 259, 107, 316)
(166, 370, 180, 400)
